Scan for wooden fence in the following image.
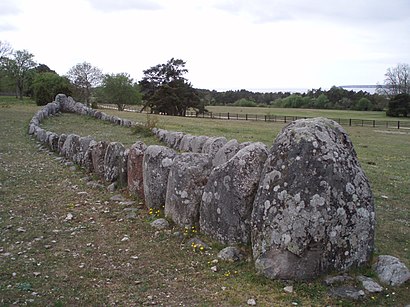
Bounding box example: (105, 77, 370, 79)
(98, 104, 410, 130)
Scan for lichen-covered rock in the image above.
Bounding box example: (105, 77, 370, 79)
(57, 134, 67, 154)
(191, 136, 209, 153)
(374, 255, 410, 286)
(48, 132, 60, 152)
(127, 141, 147, 201)
(179, 134, 194, 152)
(165, 153, 212, 228)
(200, 142, 268, 245)
(75, 136, 94, 166)
(104, 142, 127, 185)
(83, 140, 97, 173)
(164, 131, 185, 149)
(35, 128, 47, 143)
(212, 139, 241, 167)
(201, 137, 227, 158)
(90, 141, 108, 178)
(251, 117, 375, 280)
(143, 145, 176, 210)
(61, 134, 80, 161)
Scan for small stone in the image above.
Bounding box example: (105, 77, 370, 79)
(374, 255, 410, 286)
(217, 246, 244, 262)
(17, 227, 26, 232)
(121, 236, 129, 242)
(329, 286, 365, 300)
(211, 266, 218, 272)
(247, 298, 257, 305)
(284, 285, 294, 293)
(65, 213, 73, 221)
(107, 182, 116, 192)
(110, 194, 126, 202)
(131, 256, 139, 260)
(187, 238, 210, 250)
(33, 272, 41, 277)
(323, 274, 354, 286)
(150, 218, 169, 230)
(357, 275, 383, 293)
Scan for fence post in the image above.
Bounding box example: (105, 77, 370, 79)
(349, 119, 352, 126)
(265, 115, 267, 122)
(256, 114, 258, 121)
(227, 112, 230, 120)
(246, 114, 248, 120)
(398, 121, 400, 129)
(236, 113, 238, 120)
(284, 116, 287, 123)
(373, 120, 375, 127)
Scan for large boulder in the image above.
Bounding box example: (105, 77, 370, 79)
(251, 117, 375, 280)
(127, 141, 147, 201)
(179, 134, 194, 152)
(75, 136, 94, 166)
(143, 145, 176, 210)
(199, 143, 268, 245)
(61, 134, 80, 161)
(91, 141, 108, 178)
(165, 153, 213, 228)
(191, 136, 209, 153)
(104, 142, 127, 185)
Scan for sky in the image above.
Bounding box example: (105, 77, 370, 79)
(1, 0, 409, 91)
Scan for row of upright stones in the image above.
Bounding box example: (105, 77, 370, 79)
(29, 94, 376, 281)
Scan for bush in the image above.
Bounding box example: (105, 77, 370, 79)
(32, 72, 71, 106)
(233, 98, 257, 107)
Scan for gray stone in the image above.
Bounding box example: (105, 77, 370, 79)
(127, 141, 147, 201)
(357, 275, 383, 293)
(323, 274, 354, 286)
(164, 131, 185, 149)
(252, 118, 375, 280)
(91, 141, 108, 178)
(48, 132, 60, 152)
(165, 153, 212, 228)
(61, 134, 80, 162)
(201, 137, 227, 158)
(191, 136, 209, 153)
(83, 140, 97, 173)
(75, 136, 94, 166)
(187, 238, 210, 250)
(212, 139, 241, 167)
(150, 218, 169, 230)
(329, 286, 365, 300)
(110, 194, 126, 202)
(200, 142, 268, 245)
(143, 145, 176, 210)
(217, 246, 245, 262)
(107, 182, 116, 192)
(374, 255, 410, 286)
(104, 142, 127, 185)
(179, 134, 194, 152)
(57, 134, 67, 154)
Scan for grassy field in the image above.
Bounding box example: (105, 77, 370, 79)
(1, 97, 409, 306)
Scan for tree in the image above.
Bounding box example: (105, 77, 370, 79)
(139, 58, 201, 116)
(97, 73, 142, 111)
(2, 50, 36, 99)
(66, 62, 103, 107)
(386, 93, 409, 117)
(0, 40, 13, 59)
(32, 72, 72, 106)
(378, 63, 410, 97)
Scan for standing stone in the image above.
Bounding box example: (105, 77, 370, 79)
(127, 141, 147, 201)
(104, 142, 127, 185)
(61, 134, 80, 162)
(201, 137, 227, 158)
(164, 131, 185, 149)
(251, 117, 375, 280)
(200, 143, 268, 245)
(83, 140, 97, 173)
(91, 141, 108, 178)
(75, 136, 94, 166)
(165, 153, 212, 228)
(179, 134, 194, 152)
(58, 134, 67, 154)
(143, 145, 176, 210)
(191, 136, 209, 153)
(48, 132, 60, 152)
(212, 139, 241, 167)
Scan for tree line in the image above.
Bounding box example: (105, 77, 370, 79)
(0, 40, 408, 117)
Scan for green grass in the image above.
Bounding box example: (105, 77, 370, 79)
(1, 96, 409, 306)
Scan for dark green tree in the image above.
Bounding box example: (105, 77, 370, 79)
(97, 73, 142, 111)
(139, 58, 201, 116)
(386, 93, 409, 117)
(32, 72, 72, 106)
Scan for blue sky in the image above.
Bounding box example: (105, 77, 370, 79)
(1, 0, 409, 91)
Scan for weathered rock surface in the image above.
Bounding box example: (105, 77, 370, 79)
(127, 141, 147, 201)
(252, 117, 375, 280)
(48, 132, 60, 152)
(61, 134, 80, 161)
(90, 141, 108, 178)
(76, 136, 94, 166)
(329, 286, 365, 300)
(200, 142, 268, 244)
(143, 145, 176, 210)
(57, 134, 67, 154)
(217, 246, 245, 262)
(374, 255, 410, 286)
(104, 142, 127, 185)
(201, 137, 227, 158)
(212, 139, 241, 167)
(179, 134, 194, 152)
(150, 218, 169, 230)
(357, 275, 383, 293)
(191, 136, 209, 153)
(165, 153, 212, 228)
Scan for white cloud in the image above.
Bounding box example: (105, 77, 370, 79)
(86, 0, 162, 12)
